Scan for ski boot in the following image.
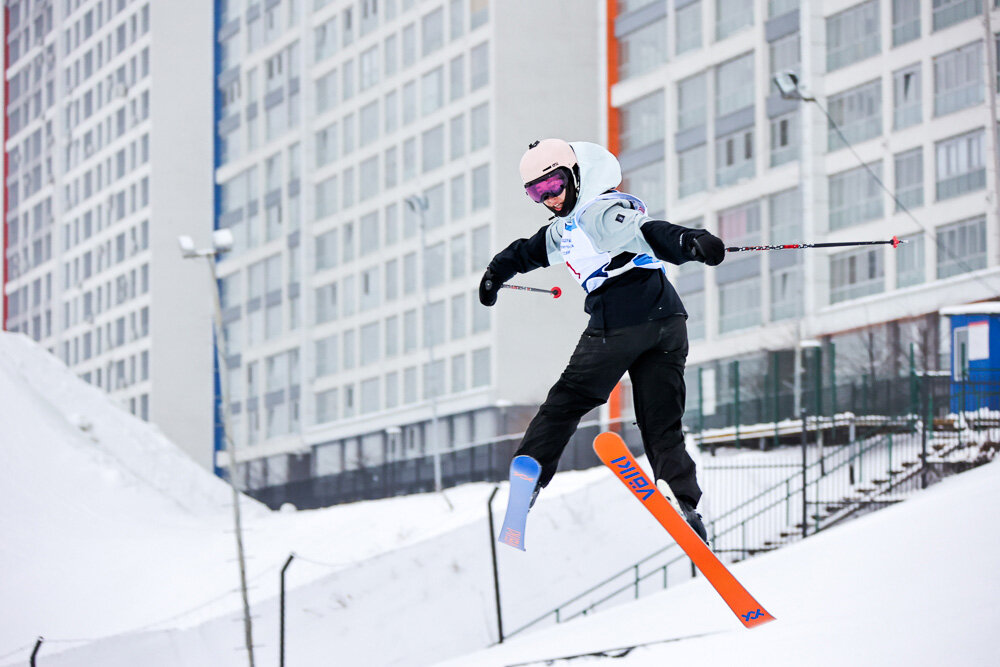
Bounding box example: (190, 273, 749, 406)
(656, 480, 709, 546)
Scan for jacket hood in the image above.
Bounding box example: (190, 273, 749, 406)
(566, 141, 623, 218)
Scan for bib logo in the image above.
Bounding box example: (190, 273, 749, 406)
(741, 609, 764, 622)
(610, 456, 654, 501)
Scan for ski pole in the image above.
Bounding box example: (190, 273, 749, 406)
(726, 235, 903, 253)
(484, 280, 562, 298)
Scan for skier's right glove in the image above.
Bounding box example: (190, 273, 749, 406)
(682, 230, 726, 266)
(478, 267, 503, 306)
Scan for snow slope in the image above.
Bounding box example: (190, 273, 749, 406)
(3, 330, 999, 666)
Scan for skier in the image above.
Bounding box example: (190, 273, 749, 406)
(478, 139, 726, 543)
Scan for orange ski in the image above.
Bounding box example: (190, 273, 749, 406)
(593, 432, 775, 628)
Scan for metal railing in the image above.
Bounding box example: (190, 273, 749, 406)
(503, 399, 999, 639)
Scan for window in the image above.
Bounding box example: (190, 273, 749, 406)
(718, 201, 761, 247)
(450, 114, 466, 160)
(715, 53, 754, 117)
(678, 145, 707, 198)
(622, 161, 665, 218)
(618, 17, 667, 80)
(769, 187, 801, 242)
(403, 309, 418, 352)
(360, 46, 379, 91)
(402, 80, 417, 125)
(450, 0, 465, 40)
(677, 72, 706, 132)
(935, 129, 985, 200)
(896, 233, 924, 288)
(716, 0, 753, 41)
(830, 248, 884, 303)
(452, 355, 467, 393)
(316, 68, 338, 114)
(827, 1, 880, 72)
(422, 7, 444, 56)
(932, 0, 981, 32)
(315, 282, 338, 323)
(470, 42, 489, 90)
(829, 163, 883, 230)
(769, 32, 800, 95)
(470, 103, 489, 151)
(894, 148, 923, 211)
(360, 101, 379, 146)
(937, 216, 986, 279)
(769, 112, 798, 167)
(361, 322, 380, 366)
(470, 0, 488, 29)
(423, 300, 446, 348)
(450, 236, 466, 280)
(619, 91, 665, 152)
(402, 23, 417, 68)
(360, 157, 379, 202)
(424, 359, 446, 399)
(934, 42, 983, 117)
(892, 0, 920, 46)
(316, 334, 339, 377)
(360, 377, 380, 414)
(422, 125, 445, 172)
(771, 265, 803, 320)
(827, 80, 881, 151)
(315, 229, 339, 270)
(893, 64, 922, 130)
(718, 279, 761, 333)
(315, 175, 338, 219)
(471, 347, 490, 387)
(421, 66, 444, 115)
(384, 34, 398, 78)
(451, 174, 467, 220)
(385, 90, 399, 134)
(450, 55, 465, 101)
(675, 1, 702, 55)
(715, 128, 754, 187)
(472, 164, 490, 210)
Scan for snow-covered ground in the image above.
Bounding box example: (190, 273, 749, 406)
(2, 331, 998, 666)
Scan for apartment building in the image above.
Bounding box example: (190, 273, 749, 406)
(213, 0, 605, 492)
(610, 0, 1000, 417)
(3, 0, 217, 469)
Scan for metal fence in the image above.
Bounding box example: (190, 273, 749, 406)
(251, 421, 646, 510)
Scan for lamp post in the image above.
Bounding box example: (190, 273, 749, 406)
(178, 229, 256, 667)
(405, 194, 444, 495)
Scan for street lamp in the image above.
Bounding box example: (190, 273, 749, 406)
(772, 70, 814, 102)
(405, 194, 445, 496)
(177, 228, 256, 667)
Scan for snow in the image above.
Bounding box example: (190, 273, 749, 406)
(1, 330, 999, 666)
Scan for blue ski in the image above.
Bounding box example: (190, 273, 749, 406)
(498, 455, 541, 551)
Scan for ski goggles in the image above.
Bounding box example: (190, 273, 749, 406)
(524, 169, 569, 203)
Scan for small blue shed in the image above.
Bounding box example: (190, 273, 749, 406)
(940, 302, 1000, 413)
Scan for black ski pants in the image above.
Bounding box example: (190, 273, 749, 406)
(513, 315, 701, 506)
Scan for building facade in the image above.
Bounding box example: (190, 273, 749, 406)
(611, 0, 1000, 424)
(212, 0, 606, 493)
(3, 0, 217, 469)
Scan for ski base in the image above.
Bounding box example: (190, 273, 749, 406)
(498, 455, 541, 551)
(593, 432, 775, 628)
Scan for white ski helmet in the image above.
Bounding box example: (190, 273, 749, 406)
(519, 139, 581, 217)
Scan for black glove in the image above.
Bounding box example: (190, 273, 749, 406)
(683, 230, 726, 266)
(478, 267, 503, 306)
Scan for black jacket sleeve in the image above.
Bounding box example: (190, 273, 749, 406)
(639, 219, 696, 265)
(488, 224, 551, 280)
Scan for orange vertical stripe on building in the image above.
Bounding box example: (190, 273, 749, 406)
(606, 0, 622, 429)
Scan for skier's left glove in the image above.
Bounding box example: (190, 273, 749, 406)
(682, 230, 726, 266)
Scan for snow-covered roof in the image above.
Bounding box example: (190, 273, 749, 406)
(940, 301, 1000, 316)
